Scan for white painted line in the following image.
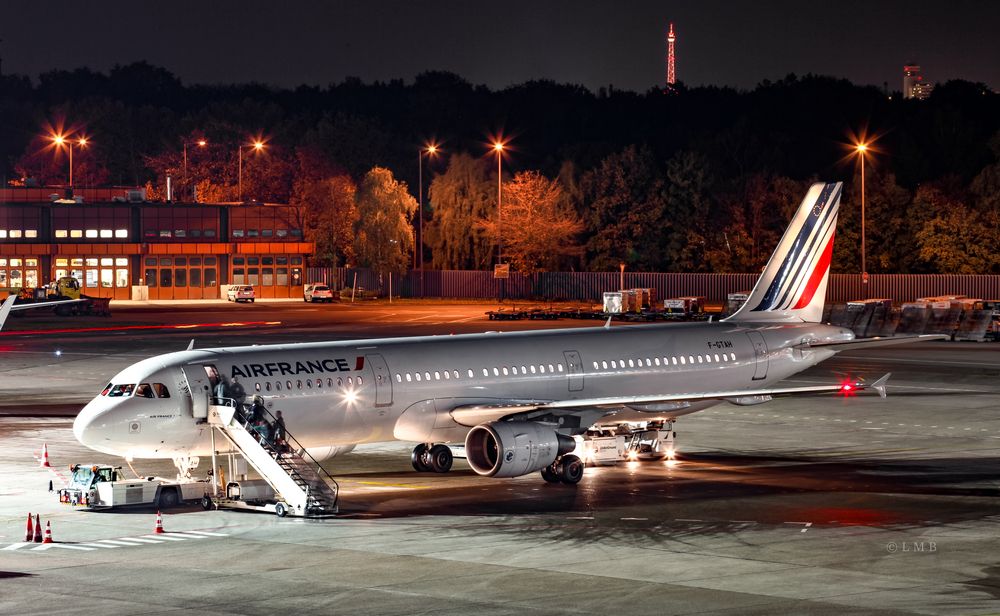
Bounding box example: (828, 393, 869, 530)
(168, 533, 210, 539)
(566, 516, 594, 520)
(620, 517, 648, 521)
(801, 522, 813, 533)
(97, 539, 145, 546)
(2, 542, 31, 551)
(78, 542, 118, 548)
(676, 518, 703, 522)
(120, 537, 164, 543)
(141, 534, 186, 541)
(32, 543, 94, 551)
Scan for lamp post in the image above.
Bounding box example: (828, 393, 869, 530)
(417, 143, 438, 297)
(855, 142, 868, 288)
(238, 140, 265, 202)
(493, 141, 505, 264)
(51, 134, 88, 187)
(183, 139, 207, 200)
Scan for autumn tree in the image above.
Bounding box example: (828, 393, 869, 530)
(477, 171, 583, 273)
(581, 145, 667, 271)
(290, 148, 358, 267)
(353, 167, 417, 277)
(916, 206, 998, 274)
(663, 150, 714, 271)
(425, 152, 495, 269)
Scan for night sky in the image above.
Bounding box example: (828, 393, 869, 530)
(2, 0, 998, 92)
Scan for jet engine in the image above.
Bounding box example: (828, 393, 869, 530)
(465, 421, 576, 478)
(305, 444, 356, 461)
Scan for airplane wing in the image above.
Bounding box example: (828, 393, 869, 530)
(802, 334, 947, 351)
(0, 295, 87, 332)
(449, 373, 890, 427)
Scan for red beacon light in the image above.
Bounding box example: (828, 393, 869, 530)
(838, 378, 859, 397)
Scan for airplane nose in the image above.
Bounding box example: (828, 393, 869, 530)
(74, 397, 109, 451)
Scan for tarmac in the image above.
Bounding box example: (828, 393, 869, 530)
(1, 302, 999, 615)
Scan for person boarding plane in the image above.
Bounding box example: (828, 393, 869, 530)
(73, 182, 942, 485)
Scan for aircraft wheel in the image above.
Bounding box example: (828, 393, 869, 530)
(540, 465, 560, 483)
(559, 455, 584, 484)
(158, 488, 180, 508)
(411, 444, 432, 472)
(429, 444, 453, 473)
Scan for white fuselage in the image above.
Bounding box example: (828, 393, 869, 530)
(74, 321, 852, 459)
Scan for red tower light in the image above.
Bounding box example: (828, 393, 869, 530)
(666, 23, 677, 86)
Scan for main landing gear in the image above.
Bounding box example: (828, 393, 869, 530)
(540, 454, 584, 485)
(411, 443, 453, 473)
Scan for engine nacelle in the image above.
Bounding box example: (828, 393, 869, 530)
(305, 444, 356, 461)
(465, 421, 576, 478)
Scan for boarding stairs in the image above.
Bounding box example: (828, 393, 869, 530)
(207, 400, 339, 517)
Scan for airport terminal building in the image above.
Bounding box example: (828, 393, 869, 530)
(0, 188, 314, 299)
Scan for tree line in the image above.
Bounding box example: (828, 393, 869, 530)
(1, 63, 998, 274)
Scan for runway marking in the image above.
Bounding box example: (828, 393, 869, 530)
(32, 543, 94, 551)
(621, 517, 648, 521)
(2, 542, 30, 551)
(97, 539, 146, 546)
(566, 516, 594, 520)
(352, 480, 425, 489)
(784, 521, 812, 533)
(675, 518, 703, 522)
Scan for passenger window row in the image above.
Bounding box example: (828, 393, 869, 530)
(394, 363, 566, 384)
(591, 352, 735, 372)
(252, 376, 364, 393)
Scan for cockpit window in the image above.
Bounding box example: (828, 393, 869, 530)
(107, 384, 135, 397)
(153, 383, 170, 398)
(135, 384, 155, 398)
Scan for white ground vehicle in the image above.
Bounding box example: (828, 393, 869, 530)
(58, 464, 211, 509)
(574, 428, 626, 465)
(625, 428, 676, 461)
(227, 285, 255, 303)
(303, 283, 334, 303)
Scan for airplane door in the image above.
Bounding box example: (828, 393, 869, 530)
(367, 354, 393, 407)
(745, 331, 768, 381)
(563, 350, 584, 392)
(182, 365, 212, 419)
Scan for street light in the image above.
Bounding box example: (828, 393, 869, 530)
(238, 140, 266, 202)
(855, 142, 868, 287)
(51, 133, 89, 188)
(492, 140, 506, 264)
(417, 143, 439, 297)
(183, 138, 208, 200)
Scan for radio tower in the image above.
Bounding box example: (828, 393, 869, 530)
(666, 23, 676, 86)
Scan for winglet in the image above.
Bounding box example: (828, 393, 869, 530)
(604, 316, 612, 329)
(871, 372, 891, 399)
(0, 295, 16, 332)
(186, 339, 196, 351)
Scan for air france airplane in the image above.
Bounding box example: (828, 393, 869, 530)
(73, 182, 938, 484)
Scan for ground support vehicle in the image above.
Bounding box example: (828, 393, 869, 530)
(573, 429, 626, 466)
(227, 285, 256, 303)
(58, 464, 210, 509)
(625, 427, 676, 461)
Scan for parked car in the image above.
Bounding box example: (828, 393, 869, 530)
(303, 283, 334, 303)
(227, 285, 255, 303)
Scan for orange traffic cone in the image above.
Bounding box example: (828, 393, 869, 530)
(33, 514, 42, 543)
(154, 510, 165, 534)
(24, 512, 33, 542)
(40, 443, 51, 467)
(42, 521, 53, 544)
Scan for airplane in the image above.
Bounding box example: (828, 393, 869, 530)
(73, 181, 942, 484)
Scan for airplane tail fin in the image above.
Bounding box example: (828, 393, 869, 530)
(724, 181, 842, 323)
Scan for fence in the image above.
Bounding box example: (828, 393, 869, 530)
(306, 268, 1000, 304)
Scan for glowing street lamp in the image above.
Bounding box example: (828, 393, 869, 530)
(492, 140, 506, 264)
(854, 142, 868, 286)
(417, 143, 439, 297)
(50, 133, 89, 187)
(238, 140, 266, 202)
(183, 138, 208, 197)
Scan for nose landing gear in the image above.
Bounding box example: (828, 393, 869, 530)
(541, 454, 584, 484)
(411, 443, 454, 473)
